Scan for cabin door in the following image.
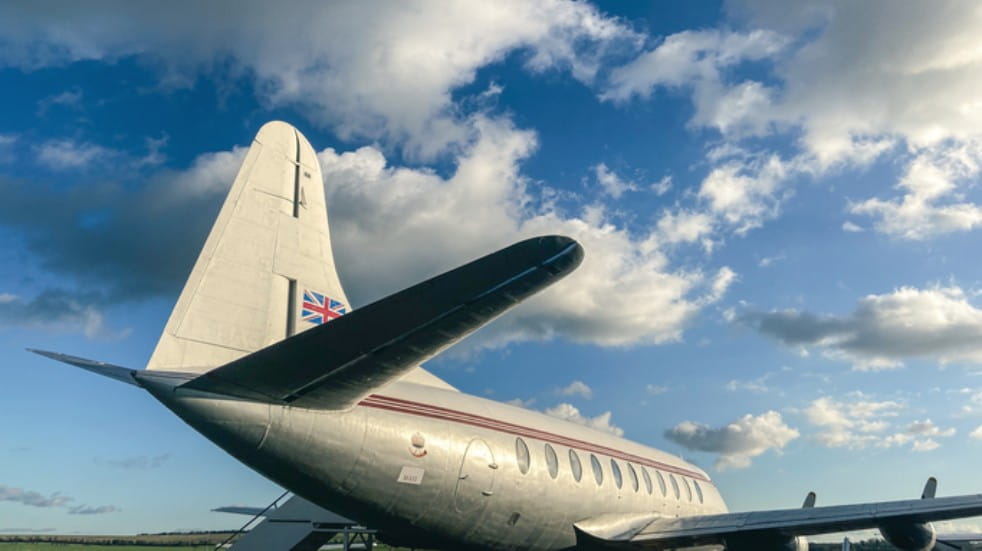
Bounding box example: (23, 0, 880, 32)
(453, 438, 497, 515)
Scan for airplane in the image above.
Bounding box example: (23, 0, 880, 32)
(30, 121, 982, 551)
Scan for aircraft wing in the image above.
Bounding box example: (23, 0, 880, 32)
(574, 494, 982, 549)
(179, 235, 583, 410)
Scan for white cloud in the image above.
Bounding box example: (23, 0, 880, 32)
(664, 410, 798, 470)
(911, 439, 939, 453)
(592, 163, 639, 198)
(646, 384, 668, 395)
(651, 175, 673, 196)
(740, 285, 982, 369)
(655, 210, 714, 247)
(35, 139, 114, 169)
(697, 154, 792, 234)
(0, 1, 638, 159)
(842, 221, 864, 233)
(758, 253, 784, 267)
(319, 118, 734, 350)
(725, 373, 772, 393)
(971, 426, 982, 441)
(169, 146, 247, 197)
(905, 419, 955, 438)
(803, 397, 953, 451)
(544, 403, 623, 436)
(850, 140, 982, 240)
(558, 380, 593, 399)
(601, 29, 787, 105)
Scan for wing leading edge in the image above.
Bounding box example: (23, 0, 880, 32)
(574, 493, 982, 550)
(179, 235, 583, 410)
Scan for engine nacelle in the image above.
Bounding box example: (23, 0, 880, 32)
(878, 520, 936, 551)
(726, 533, 808, 551)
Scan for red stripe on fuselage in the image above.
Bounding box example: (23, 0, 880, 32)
(358, 394, 708, 482)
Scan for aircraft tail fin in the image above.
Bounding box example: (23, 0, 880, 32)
(146, 121, 349, 374)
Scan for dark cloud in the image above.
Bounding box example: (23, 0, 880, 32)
(737, 286, 982, 369)
(68, 504, 120, 515)
(0, 174, 224, 303)
(0, 146, 243, 337)
(0, 484, 120, 516)
(0, 288, 119, 338)
(664, 411, 798, 470)
(0, 485, 71, 508)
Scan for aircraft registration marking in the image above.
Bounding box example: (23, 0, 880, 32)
(397, 466, 425, 485)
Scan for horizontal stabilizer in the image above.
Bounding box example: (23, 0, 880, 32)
(180, 235, 583, 410)
(28, 349, 138, 386)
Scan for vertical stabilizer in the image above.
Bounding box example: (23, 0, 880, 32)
(147, 121, 348, 373)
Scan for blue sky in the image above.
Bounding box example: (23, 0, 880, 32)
(3, 0, 982, 537)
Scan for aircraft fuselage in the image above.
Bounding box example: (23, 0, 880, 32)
(142, 376, 727, 550)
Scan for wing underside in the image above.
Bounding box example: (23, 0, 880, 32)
(575, 494, 982, 549)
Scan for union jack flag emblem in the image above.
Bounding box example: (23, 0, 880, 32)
(301, 289, 346, 325)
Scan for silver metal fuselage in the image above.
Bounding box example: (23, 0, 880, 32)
(143, 377, 728, 550)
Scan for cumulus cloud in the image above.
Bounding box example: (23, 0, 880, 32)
(0, 1, 638, 159)
(739, 285, 982, 369)
(600, 2, 982, 241)
(35, 139, 115, 170)
(320, 118, 735, 350)
(544, 403, 623, 436)
(557, 380, 593, 399)
(804, 396, 953, 451)
(971, 426, 982, 441)
(850, 140, 982, 240)
(593, 163, 639, 198)
(664, 411, 799, 470)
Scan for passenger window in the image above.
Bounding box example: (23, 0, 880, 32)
(640, 466, 653, 494)
(694, 480, 704, 503)
(655, 470, 667, 497)
(544, 444, 559, 479)
(683, 477, 692, 501)
(569, 449, 583, 482)
(669, 474, 680, 499)
(610, 459, 623, 489)
(590, 454, 604, 486)
(516, 437, 530, 475)
(626, 463, 640, 492)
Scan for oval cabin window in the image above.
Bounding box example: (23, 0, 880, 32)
(626, 463, 640, 492)
(569, 449, 583, 482)
(590, 454, 604, 486)
(515, 437, 531, 475)
(669, 474, 681, 499)
(694, 480, 704, 503)
(683, 477, 693, 501)
(610, 459, 623, 489)
(544, 444, 559, 479)
(640, 466, 653, 494)
(655, 470, 667, 497)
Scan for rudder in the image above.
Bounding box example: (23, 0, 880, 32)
(146, 121, 348, 373)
